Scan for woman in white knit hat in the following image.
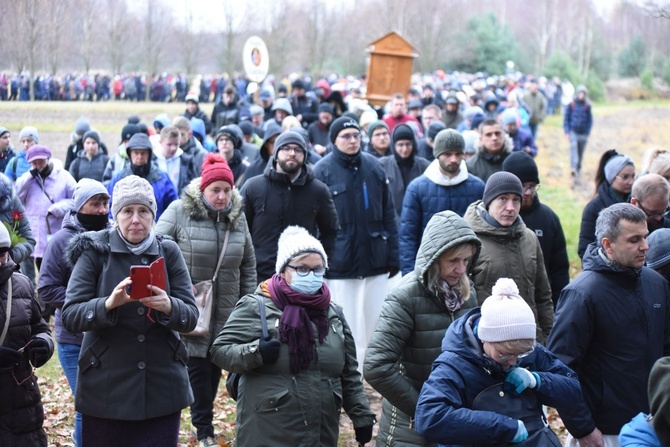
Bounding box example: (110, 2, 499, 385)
(210, 226, 376, 447)
(415, 278, 590, 446)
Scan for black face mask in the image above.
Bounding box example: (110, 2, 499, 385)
(77, 212, 109, 231)
(131, 163, 150, 178)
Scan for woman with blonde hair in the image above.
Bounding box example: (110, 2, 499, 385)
(641, 147, 670, 181)
(364, 210, 481, 446)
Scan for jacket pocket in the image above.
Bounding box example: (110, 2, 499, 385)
(328, 183, 350, 225)
(329, 379, 343, 414)
(167, 333, 189, 366)
(256, 388, 290, 413)
(367, 230, 390, 270)
(78, 338, 108, 374)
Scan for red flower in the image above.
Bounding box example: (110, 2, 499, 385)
(11, 210, 22, 221)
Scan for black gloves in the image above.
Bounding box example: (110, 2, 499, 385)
(388, 266, 400, 278)
(355, 425, 373, 444)
(26, 338, 51, 367)
(259, 336, 281, 365)
(0, 346, 20, 368)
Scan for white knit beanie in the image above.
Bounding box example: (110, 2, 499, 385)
(111, 175, 157, 219)
(275, 226, 328, 274)
(478, 278, 536, 342)
(0, 222, 10, 249)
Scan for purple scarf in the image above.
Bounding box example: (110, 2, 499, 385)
(268, 274, 331, 373)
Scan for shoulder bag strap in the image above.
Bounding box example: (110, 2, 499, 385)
(256, 294, 268, 339)
(0, 277, 13, 346)
(211, 230, 231, 282)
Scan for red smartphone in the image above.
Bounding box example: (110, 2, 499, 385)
(129, 257, 166, 299)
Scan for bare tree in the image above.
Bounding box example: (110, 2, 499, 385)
(46, 1, 69, 75)
(181, 0, 201, 76)
(22, 0, 42, 100)
(144, 0, 170, 100)
(218, 0, 247, 74)
(106, 0, 128, 74)
(81, 0, 97, 74)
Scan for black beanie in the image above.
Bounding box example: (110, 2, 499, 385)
(329, 116, 360, 144)
(82, 130, 100, 146)
(502, 151, 540, 184)
(392, 124, 415, 147)
(318, 103, 334, 115)
(483, 171, 523, 208)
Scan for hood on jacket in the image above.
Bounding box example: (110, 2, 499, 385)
(181, 177, 243, 227)
(483, 91, 499, 109)
(65, 228, 172, 269)
(260, 122, 282, 161)
(0, 172, 17, 211)
(581, 242, 641, 280)
(441, 308, 506, 376)
(464, 201, 527, 239)
(414, 210, 481, 286)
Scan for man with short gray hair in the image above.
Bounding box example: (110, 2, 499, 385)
(631, 173, 670, 233)
(548, 203, 670, 447)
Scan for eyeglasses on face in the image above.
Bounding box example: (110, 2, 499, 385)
(522, 183, 540, 193)
(636, 201, 670, 219)
(286, 264, 327, 277)
(278, 145, 305, 155)
(495, 344, 535, 362)
(338, 132, 361, 141)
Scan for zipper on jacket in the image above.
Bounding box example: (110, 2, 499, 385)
(291, 376, 309, 426)
(362, 181, 369, 210)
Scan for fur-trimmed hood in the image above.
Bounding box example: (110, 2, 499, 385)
(64, 228, 173, 269)
(180, 177, 243, 228)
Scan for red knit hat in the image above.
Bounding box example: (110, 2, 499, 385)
(200, 153, 234, 191)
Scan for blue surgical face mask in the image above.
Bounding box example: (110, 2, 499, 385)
(289, 271, 324, 295)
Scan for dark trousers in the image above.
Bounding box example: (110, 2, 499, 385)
(187, 356, 222, 440)
(82, 412, 180, 447)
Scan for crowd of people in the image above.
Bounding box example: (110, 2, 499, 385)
(0, 71, 669, 447)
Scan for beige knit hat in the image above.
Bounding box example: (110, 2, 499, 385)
(275, 226, 328, 274)
(111, 175, 157, 219)
(478, 278, 536, 342)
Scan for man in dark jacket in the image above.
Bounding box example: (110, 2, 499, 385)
(211, 86, 241, 132)
(502, 152, 569, 306)
(0, 127, 15, 173)
(307, 103, 334, 155)
(313, 116, 399, 368)
(173, 116, 208, 174)
(631, 173, 670, 234)
(399, 129, 484, 275)
(243, 122, 281, 185)
(443, 93, 463, 129)
(365, 120, 392, 158)
(466, 118, 513, 182)
(564, 85, 593, 178)
(548, 203, 670, 447)
(241, 130, 339, 281)
(38, 179, 110, 447)
(380, 123, 430, 219)
(182, 94, 212, 136)
(289, 79, 318, 129)
(215, 125, 248, 187)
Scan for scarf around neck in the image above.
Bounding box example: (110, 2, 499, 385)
(117, 227, 156, 255)
(268, 274, 331, 373)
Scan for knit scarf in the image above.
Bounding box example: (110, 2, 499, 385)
(267, 274, 330, 373)
(117, 228, 156, 255)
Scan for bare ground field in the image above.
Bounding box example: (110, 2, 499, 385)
(3, 100, 670, 446)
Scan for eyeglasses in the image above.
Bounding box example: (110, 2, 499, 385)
(338, 132, 361, 141)
(636, 201, 670, 219)
(286, 264, 327, 277)
(218, 137, 233, 144)
(522, 184, 540, 193)
(495, 345, 535, 362)
(278, 145, 305, 155)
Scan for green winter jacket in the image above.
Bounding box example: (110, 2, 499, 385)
(156, 178, 257, 357)
(464, 201, 554, 342)
(364, 211, 481, 446)
(210, 285, 376, 447)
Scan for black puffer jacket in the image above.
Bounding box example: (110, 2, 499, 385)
(0, 259, 53, 447)
(578, 181, 627, 259)
(241, 158, 339, 281)
(548, 243, 670, 436)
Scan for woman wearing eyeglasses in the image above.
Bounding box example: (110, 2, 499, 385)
(415, 278, 589, 446)
(210, 226, 376, 446)
(578, 149, 635, 260)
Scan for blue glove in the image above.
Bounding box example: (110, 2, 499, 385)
(511, 420, 528, 443)
(504, 367, 541, 395)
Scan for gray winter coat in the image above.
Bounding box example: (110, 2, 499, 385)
(156, 179, 257, 357)
(364, 211, 480, 446)
(210, 286, 376, 447)
(62, 229, 198, 420)
(464, 201, 554, 343)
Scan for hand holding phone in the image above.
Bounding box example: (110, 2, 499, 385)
(129, 257, 166, 299)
